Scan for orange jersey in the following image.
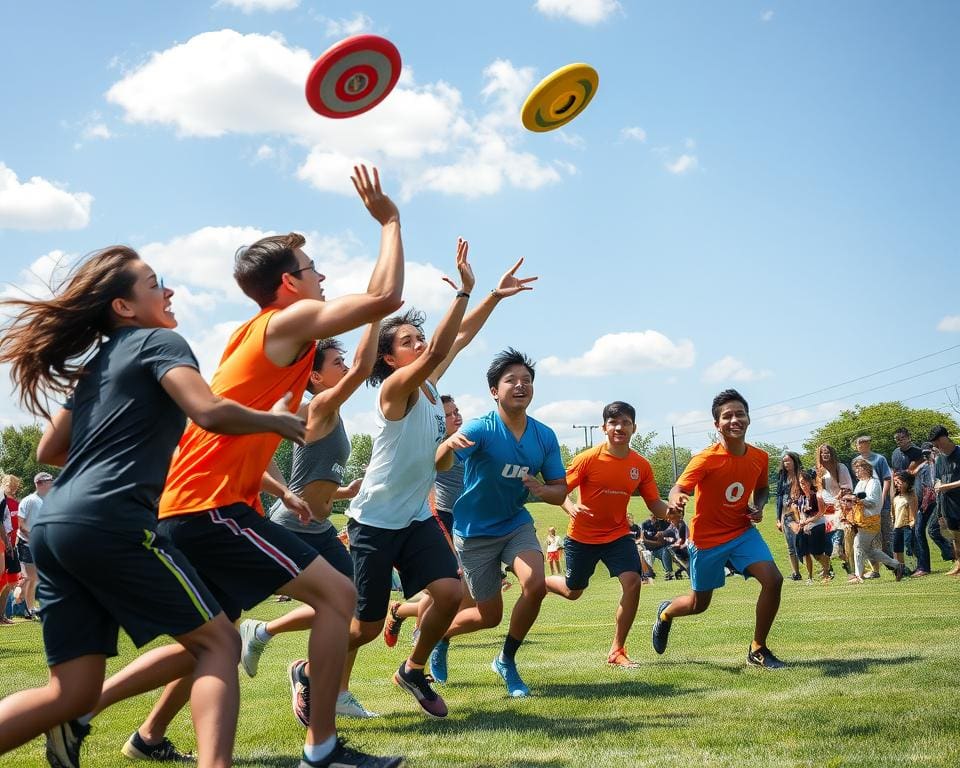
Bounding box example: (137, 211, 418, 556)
(158, 309, 312, 519)
(678, 442, 769, 549)
(566, 444, 660, 544)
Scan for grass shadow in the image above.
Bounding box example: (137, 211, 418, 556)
(786, 655, 920, 678)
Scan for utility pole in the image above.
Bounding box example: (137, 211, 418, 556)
(671, 425, 679, 481)
(573, 424, 599, 448)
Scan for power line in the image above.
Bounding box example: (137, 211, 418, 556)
(670, 343, 960, 432)
(673, 360, 960, 436)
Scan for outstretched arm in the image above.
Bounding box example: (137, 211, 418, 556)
(268, 166, 404, 355)
(380, 238, 475, 421)
(308, 320, 380, 421)
(431, 257, 537, 383)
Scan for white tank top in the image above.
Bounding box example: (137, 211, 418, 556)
(346, 381, 446, 530)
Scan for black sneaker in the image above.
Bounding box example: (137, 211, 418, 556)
(895, 563, 905, 582)
(45, 719, 90, 768)
(841, 560, 851, 574)
(747, 645, 786, 669)
(393, 662, 448, 718)
(299, 737, 405, 767)
(652, 600, 673, 655)
(121, 730, 194, 762)
(790, 573, 802, 581)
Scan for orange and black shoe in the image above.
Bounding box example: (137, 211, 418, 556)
(383, 601, 405, 648)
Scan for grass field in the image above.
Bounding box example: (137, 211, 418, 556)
(2, 499, 959, 768)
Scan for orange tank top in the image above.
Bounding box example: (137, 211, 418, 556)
(158, 309, 312, 519)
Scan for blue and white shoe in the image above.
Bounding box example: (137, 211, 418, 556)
(429, 639, 449, 684)
(491, 656, 529, 698)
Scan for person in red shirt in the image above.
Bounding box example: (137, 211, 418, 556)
(652, 389, 785, 669)
(545, 402, 670, 668)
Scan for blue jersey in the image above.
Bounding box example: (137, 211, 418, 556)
(452, 411, 566, 538)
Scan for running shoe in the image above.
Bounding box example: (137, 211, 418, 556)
(804, 578, 813, 586)
(45, 719, 90, 768)
(121, 731, 194, 762)
(299, 737, 405, 768)
(607, 647, 640, 669)
(747, 645, 786, 669)
(288, 659, 311, 727)
(383, 602, 404, 648)
(238, 619, 268, 677)
(491, 656, 530, 698)
(336, 690, 380, 719)
(429, 638, 449, 683)
(652, 600, 673, 655)
(864, 571, 880, 579)
(789, 573, 802, 581)
(840, 561, 851, 574)
(393, 662, 448, 717)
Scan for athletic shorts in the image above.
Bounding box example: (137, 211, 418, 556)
(348, 516, 459, 623)
(547, 550, 561, 563)
(292, 526, 353, 579)
(16, 540, 33, 565)
(563, 535, 641, 591)
(435, 509, 454, 538)
(157, 503, 319, 622)
(31, 522, 220, 667)
(688, 526, 773, 593)
(455, 522, 541, 603)
(795, 525, 829, 558)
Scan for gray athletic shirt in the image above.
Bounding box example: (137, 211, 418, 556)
(268, 417, 349, 534)
(434, 459, 464, 513)
(38, 327, 198, 532)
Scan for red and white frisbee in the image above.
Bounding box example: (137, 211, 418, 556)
(305, 34, 401, 119)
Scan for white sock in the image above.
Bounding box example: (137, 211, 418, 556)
(303, 734, 337, 762)
(254, 623, 272, 643)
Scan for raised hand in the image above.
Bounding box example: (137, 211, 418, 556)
(351, 165, 400, 226)
(441, 237, 475, 295)
(493, 257, 538, 298)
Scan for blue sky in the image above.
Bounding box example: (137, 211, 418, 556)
(2, 0, 959, 453)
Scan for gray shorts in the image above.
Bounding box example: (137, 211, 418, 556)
(454, 522, 541, 602)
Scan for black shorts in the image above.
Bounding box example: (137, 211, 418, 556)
(4, 545, 20, 576)
(348, 516, 459, 623)
(564, 534, 641, 591)
(435, 510, 454, 538)
(795, 525, 829, 558)
(31, 522, 220, 667)
(893, 526, 912, 554)
(157, 503, 319, 622)
(292, 526, 353, 579)
(16, 540, 33, 565)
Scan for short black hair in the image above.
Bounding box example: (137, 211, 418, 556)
(440, 394, 454, 406)
(367, 308, 426, 387)
(894, 469, 915, 492)
(233, 232, 306, 308)
(711, 389, 749, 422)
(602, 401, 636, 423)
(486, 348, 535, 389)
(312, 338, 346, 373)
(894, 426, 910, 439)
(929, 425, 950, 443)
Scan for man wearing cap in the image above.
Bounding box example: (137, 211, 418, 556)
(851, 436, 893, 570)
(929, 426, 960, 575)
(15, 472, 54, 619)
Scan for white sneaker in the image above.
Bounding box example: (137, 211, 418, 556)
(335, 690, 380, 719)
(239, 619, 268, 678)
(804, 578, 813, 586)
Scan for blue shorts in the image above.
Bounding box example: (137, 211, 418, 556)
(688, 527, 773, 592)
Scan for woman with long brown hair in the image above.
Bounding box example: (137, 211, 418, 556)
(815, 443, 853, 572)
(775, 451, 804, 580)
(0, 246, 305, 768)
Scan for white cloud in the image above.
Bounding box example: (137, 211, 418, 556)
(761, 9, 775, 22)
(83, 123, 112, 141)
(533, 399, 606, 445)
(0, 162, 93, 230)
(620, 126, 647, 143)
(255, 144, 275, 161)
(534, 0, 622, 25)
(450, 393, 491, 422)
(105, 31, 563, 200)
(181, 320, 244, 379)
(668, 409, 713, 428)
(753, 401, 848, 431)
(322, 12, 373, 37)
(342, 408, 379, 437)
(555, 131, 585, 148)
(937, 315, 960, 332)
(214, 0, 299, 13)
(541, 331, 695, 377)
(665, 154, 698, 175)
(702, 355, 772, 383)
(1, 250, 77, 302)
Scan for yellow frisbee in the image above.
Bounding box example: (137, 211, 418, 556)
(521, 63, 599, 133)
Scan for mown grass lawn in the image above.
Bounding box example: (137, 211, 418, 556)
(2, 499, 958, 767)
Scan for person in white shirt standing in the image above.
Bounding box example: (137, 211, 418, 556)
(16, 472, 54, 619)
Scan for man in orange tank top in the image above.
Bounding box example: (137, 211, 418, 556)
(83, 167, 407, 768)
(652, 389, 786, 670)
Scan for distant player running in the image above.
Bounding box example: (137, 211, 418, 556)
(652, 389, 786, 669)
(545, 401, 669, 668)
